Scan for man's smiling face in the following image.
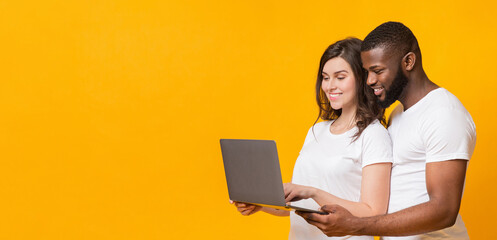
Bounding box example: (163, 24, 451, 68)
(361, 47, 408, 108)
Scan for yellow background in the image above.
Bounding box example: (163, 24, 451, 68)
(0, 0, 495, 239)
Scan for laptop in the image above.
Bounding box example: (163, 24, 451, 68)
(220, 139, 326, 214)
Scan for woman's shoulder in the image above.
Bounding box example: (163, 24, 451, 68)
(359, 120, 393, 153)
(311, 120, 332, 131)
(361, 119, 389, 137)
(300, 120, 332, 146)
(302, 120, 332, 138)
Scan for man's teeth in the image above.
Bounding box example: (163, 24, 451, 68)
(374, 88, 383, 92)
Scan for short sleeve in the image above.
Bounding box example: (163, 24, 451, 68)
(422, 108, 476, 163)
(360, 122, 394, 168)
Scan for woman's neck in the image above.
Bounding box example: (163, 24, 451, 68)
(330, 105, 357, 135)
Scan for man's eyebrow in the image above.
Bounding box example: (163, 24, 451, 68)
(368, 65, 380, 70)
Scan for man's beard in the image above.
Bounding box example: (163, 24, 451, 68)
(377, 65, 408, 108)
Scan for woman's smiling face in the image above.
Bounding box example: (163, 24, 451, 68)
(321, 57, 357, 111)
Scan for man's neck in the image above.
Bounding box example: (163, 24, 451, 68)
(398, 71, 438, 111)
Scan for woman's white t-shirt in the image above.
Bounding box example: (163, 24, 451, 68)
(289, 120, 393, 240)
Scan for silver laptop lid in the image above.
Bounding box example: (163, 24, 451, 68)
(220, 139, 286, 207)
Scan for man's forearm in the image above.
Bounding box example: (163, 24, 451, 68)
(353, 200, 458, 236)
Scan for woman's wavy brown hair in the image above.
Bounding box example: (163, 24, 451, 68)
(314, 38, 385, 141)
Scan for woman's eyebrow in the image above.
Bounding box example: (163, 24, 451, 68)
(334, 70, 348, 74)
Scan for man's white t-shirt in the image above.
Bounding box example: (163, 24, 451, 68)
(289, 120, 393, 240)
(382, 88, 476, 240)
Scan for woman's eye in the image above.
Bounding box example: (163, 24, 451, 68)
(337, 76, 345, 80)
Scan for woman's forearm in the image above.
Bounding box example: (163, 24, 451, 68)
(311, 188, 386, 217)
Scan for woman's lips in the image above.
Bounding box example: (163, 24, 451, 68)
(329, 93, 342, 100)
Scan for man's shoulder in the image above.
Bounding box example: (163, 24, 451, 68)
(387, 88, 474, 129)
(424, 88, 467, 112)
(423, 89, 473, 124)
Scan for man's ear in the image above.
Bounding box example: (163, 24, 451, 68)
(403, 52, 416, 71)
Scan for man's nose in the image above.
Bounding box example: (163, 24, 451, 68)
(366, 73, 377, 86)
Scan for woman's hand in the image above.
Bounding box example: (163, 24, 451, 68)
(231, 201, 262, 216)
(284, 183, 316, 203)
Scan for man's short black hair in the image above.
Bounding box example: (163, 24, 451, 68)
(361, 21, 419, 56)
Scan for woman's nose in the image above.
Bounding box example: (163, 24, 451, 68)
(323, 79, 336, 91)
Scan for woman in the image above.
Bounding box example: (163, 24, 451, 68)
(233, 38, 393, 240)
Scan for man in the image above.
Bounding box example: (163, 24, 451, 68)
(296, 22, 476, 239)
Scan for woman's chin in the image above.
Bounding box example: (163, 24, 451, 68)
(330, 104, 342, 111)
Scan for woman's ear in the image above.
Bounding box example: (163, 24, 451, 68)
(403, 52, 416, 71)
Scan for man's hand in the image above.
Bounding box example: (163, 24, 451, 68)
(296, 204, 360, 237)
